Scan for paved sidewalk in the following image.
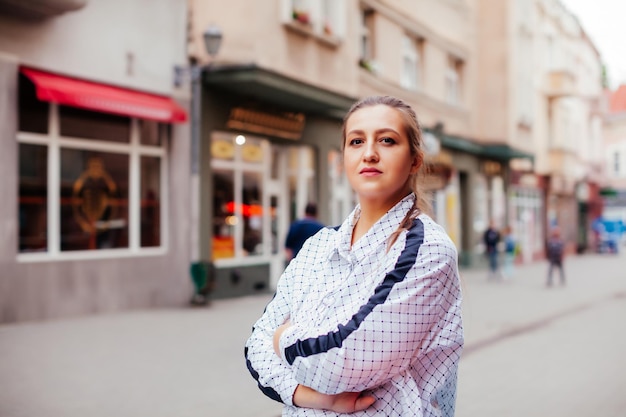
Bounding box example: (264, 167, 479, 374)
(0, 252, 624, 417)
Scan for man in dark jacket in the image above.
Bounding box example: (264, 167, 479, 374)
(483, 220, 501, 280)
(285, 202, 324, 263)
(546, 226, 566, 286)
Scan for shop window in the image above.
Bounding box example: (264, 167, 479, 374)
(140, 120, 168, 147)
(60, 106, 131, 143)
(242, 171, 264, 256)
(140, 156, 161, 247)
(19, 144, 48, 252)
(17, 76, 168, 258)
(270, 195, 279, 255)
(211, 133, 270, 261)
(328, 149, 355, 226)
(213, 169, 236, 260)
(18, 75, 48, 134)
(59, 150, 129, 251)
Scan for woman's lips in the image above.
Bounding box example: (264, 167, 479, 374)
(360, 167, 382, 176)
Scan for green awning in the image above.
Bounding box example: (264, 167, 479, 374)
(434, 131, 534, 162)
(202, 64, 356, 119)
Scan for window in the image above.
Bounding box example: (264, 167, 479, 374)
(328, 149, 355, 226)
(445, 56, 463, 105)
(359, 9, 375, 72)
(516, 30, 533, 125)
(19, 144, 48, 252)
(211, 132, 268, 260)
(401, 35, 422, 91)
(285, 0, 346, 39)
(17, 75, 168, 258)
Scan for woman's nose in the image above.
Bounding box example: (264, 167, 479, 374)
(363, 141, 378, 161)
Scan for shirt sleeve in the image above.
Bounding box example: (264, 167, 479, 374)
(277, 236, 463, 395)
(244, 262, 299, 405)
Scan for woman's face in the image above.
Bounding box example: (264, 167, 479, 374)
(343, 104, 419, 206)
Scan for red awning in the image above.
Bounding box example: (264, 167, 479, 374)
(21, 67, 187, 123)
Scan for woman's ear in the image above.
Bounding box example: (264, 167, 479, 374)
(410, 155, 422, 174)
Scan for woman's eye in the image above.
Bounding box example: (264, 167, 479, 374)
(381, 137, 396, 144)
(349, 138, 364, 146)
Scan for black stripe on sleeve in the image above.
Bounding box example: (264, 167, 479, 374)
(244, 345, 284, 403)
(284, 218, 425, 365)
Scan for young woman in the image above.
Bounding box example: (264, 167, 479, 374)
(245, 96, 464, 416)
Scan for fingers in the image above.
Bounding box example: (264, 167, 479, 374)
(354, 395, 376, 411)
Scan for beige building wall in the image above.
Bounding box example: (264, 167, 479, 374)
(190, 0, 476, 136)
(357, 0, 474, 135)
(0, 0, 193, 322)
(604, 114, 626, 189)
(0, 0, 187, 94)
(474, 0, 511, 145)
(532, 0, 604, 182)
(190, 0, 360, 99)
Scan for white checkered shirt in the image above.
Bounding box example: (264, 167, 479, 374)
(245, 194, 464, 416)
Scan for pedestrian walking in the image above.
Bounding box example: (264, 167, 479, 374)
(245, 95, 464, 416)
(483, 220, 501, 280)
(546, 226, 566, 286)
(502, 225, 517, 280)
(284, 202, 324, 262)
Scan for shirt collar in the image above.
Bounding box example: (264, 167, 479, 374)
(328, 193, 416, 262)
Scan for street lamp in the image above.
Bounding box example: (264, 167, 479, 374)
(174, 24, 222, 306)
(203, 24, 223, 58)
(174, 24, 222, 87)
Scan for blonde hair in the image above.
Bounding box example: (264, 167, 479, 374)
(342, 95, 432, 247)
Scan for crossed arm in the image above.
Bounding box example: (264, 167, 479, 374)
(272, 321, 375, 412)
(246, 242, 460, 412)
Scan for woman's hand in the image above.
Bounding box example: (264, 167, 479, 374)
(293, 385, 376, 413)
(273, 320, 291, 356)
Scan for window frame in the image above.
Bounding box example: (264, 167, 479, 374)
(282, 0, 347, 40)
(400, 34, 422, 91)
(358, 8, 378, 73)
(445, 56, 463, 105)
(210, 132, 272, 266)
(17, 102, 169, 262)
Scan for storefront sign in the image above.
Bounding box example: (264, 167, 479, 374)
(482, 160, 502, 176)
(226, 107, 305, 140)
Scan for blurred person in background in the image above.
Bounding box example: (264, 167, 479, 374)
(546, 226, 566, 287)
(501, 225, 517, 280)
(284, 202, 324, 262)
(245, 95, 463, 416)
(483, 219, 501, 280)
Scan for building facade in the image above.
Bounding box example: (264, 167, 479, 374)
(188, 0, 539, 300)
(0, 0, 193, 322)
(602, 85, 626, 244)
(1, 0, 611, 322)
(531, 0, 605, 254)
(473, 0, 606, 261)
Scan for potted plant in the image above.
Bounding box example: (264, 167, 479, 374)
(292, 9, 310, 25)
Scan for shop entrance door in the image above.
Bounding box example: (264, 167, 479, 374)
(210, 131, 319, 293)
(266, 144, 318, 288)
